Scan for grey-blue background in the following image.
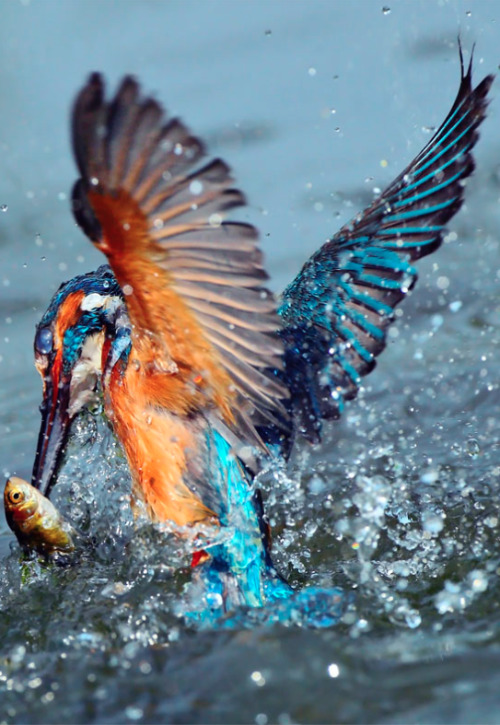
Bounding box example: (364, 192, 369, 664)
(1, 1, 500, 723)
(0, 0, 498, 473)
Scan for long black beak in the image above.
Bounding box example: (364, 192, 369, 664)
(31, 370, 72, 498)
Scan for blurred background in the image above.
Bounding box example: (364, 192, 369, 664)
(1, 0, 498, 481)
(1, 2, 500, 723)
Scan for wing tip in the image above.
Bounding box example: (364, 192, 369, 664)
(280, 46, 494, 445)
(456, 38, 495, 105)
(76, 72, 105, 113)
(71, 178, 103, 243)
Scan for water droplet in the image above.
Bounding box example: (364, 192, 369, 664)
(420, 468, 439, 485)
(189, 179, 203, 195)
(422, 512, 444, 535)
(206, 592, 223, 609)
(327, 663, 340, 678)
(209, 213, 222, 227)
(469, 569, 488, 593)
(250, 670, 266, 687)
(431, 313, 443, 329)
(308, 475, 325, 495)
(139, 661, 152, 675)
(449, 300, 462, 313)
(308, 67, 317, 77)
(466, 438, 480, 458)
(125, 706, 144, 721)
(404, 610, 421, 629)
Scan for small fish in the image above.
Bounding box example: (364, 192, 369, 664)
(4, 476, 75, 558)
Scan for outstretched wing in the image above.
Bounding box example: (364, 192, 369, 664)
(70, 74, 290, 452)
(280, 49, 494, 442)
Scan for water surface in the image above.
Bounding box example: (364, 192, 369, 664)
(1, 1, 500, 723)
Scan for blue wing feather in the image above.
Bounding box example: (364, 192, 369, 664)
(278, 52, 493, 442)
(33, 53, 493, 624)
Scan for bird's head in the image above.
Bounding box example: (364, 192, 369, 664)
(31, 265, 128, 497)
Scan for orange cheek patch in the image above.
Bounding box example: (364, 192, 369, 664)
(54, 291, 86, 348)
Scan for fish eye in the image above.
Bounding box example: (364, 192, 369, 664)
(35, 327, 53, 355)
(8, 489, 24, 504)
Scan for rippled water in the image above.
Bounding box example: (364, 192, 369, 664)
(1, 1, 500, 723)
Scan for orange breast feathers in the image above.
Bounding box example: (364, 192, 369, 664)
(107, 355, 217, 526)
(89, 189, 238, 425)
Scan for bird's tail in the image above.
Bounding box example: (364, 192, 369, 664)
(179, 427, 293, 626)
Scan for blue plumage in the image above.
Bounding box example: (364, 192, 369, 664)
(184, 427, 292, 621)
(279, 52, 492, 443)
(32, 51, 493, 624)
(35, 265, 123, 372)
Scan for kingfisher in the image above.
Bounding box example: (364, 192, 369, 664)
(28, 49, 492, 616)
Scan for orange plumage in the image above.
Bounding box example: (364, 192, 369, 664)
(67, 75, 289, 527)
(87, 190, 242, 523)
(89, 190, 239, 423)
(108, 363, 216, 524)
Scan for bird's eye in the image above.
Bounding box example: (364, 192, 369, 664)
(35, 327, 53, 355)
(8, 489, 23, 504)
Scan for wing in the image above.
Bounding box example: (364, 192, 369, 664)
(70, 73, 290, 453)
(279, 47, 494, 442)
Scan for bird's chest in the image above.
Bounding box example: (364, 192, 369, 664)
(103, 359, 217, 526)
